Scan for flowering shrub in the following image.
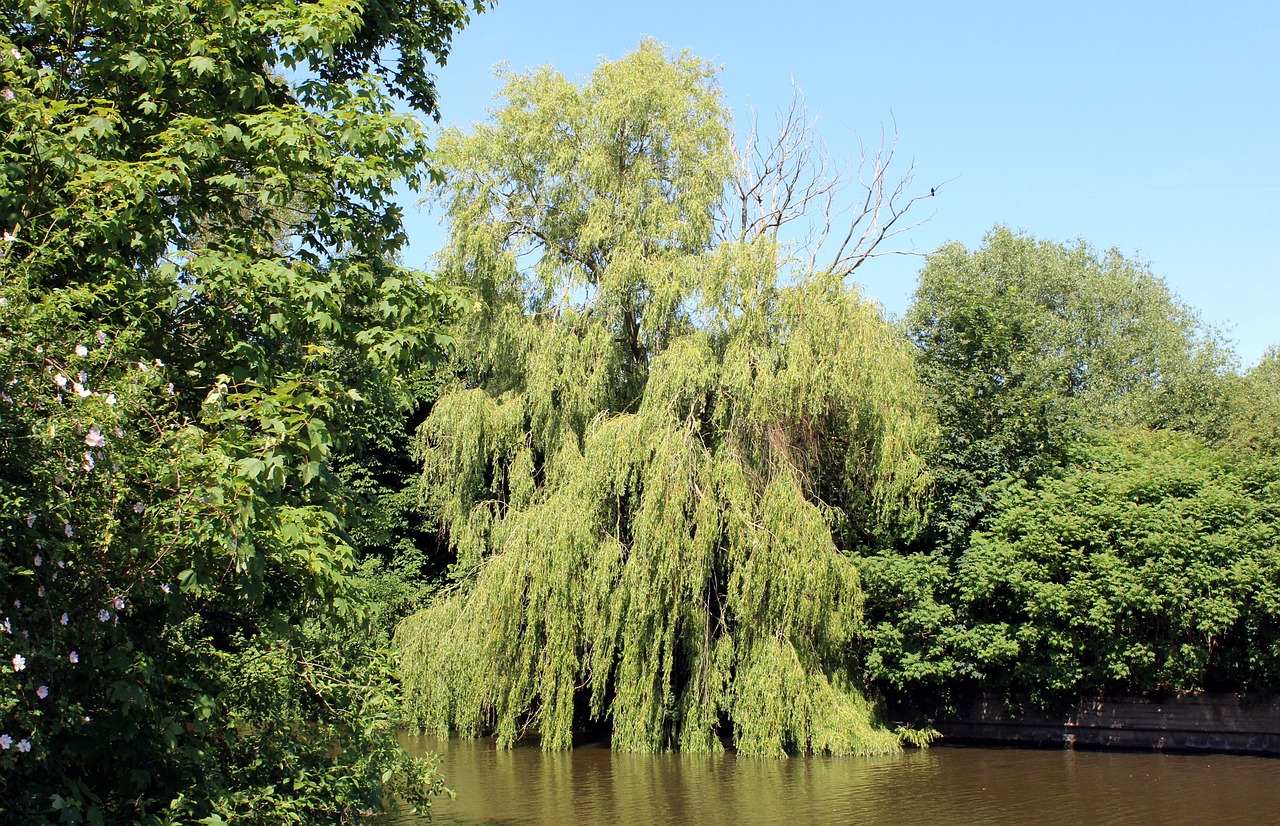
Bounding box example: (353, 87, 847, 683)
(0, 253, 458, 823)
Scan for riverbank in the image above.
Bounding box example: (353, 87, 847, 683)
(928, 692, 1280, 755)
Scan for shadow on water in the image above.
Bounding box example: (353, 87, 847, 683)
(387, 734, 1280, 825)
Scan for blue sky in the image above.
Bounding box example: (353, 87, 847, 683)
(401, 0, 1279, 366)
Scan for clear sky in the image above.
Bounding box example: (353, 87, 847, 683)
(400, 0, 1279, 366)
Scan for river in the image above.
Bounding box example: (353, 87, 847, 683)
(387, 734, 1280, 825)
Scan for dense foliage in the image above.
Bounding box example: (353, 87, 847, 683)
(957, 429, 1280, 702)
(1226, 347, 1280, 458)
(396, 42, 935, 757)
(904, 227, 1234, 549)
(860, 229, 1276, 710)
(0, 0, 481, 821)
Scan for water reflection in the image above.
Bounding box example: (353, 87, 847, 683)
(390, 734, 1280, 825)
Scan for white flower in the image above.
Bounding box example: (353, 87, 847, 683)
(35, 345, 42, 353)
(64, 523, 73, 538)
(98, 609, 110, 622)
(36, 685, 47, 699)
(1, 89, 12, 102)
(96, 330, 107, 345)
(2, 617, 9, 633)
(12, 599, 19, 608)
(0, 734, 11, 749)
(74, 344, 88, 357)
(161, 583, 171, 594)
(154, 358, 164, 367)
(78, 371, 87, 384)
(12, 653, 25, 671)
(25, 512, 34, 528)
(9, 48, 19, 60)
(69, 651, 78, 663)
(33, 554, 41, 566)
(75, 383, 91, 398)
(82, 452, 94, 472)
(17, 739, 30, 753)
(36, 587, 44, 597)
(133, 502, 145, 514)
(114, 426, 123, 438)
(113, 597, 124, 611)
(138, 361, 148, 372)
(60, 613, 69, 626)
(85, 425, 105, 447)
(54, 373, 68, 388)
(166, 382, 174, 395)
(105, 393, 116, 405)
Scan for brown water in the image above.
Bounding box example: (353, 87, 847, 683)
(390, 734, 1280, 825)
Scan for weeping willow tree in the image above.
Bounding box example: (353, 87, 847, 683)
(396, 40, 936, 756)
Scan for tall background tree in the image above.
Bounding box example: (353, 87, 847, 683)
(858, 227, 1253, 708)
(395, 41, 939, 756)
(0, 0, 484, 820)
(1226, 346, 1280, 458)
(906, 227, 1235, 549)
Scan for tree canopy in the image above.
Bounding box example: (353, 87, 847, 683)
(396, 41, 935, 756)
(859, 228, 1263, 708)
(1225, 347, 1280, 458)
(904, 227, 1234, 547)
(0, 0, 482, 820)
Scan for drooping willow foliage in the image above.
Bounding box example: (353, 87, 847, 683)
(396, 41, 935, 756)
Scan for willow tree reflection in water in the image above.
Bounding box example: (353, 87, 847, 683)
(388, 735, 1280, 825)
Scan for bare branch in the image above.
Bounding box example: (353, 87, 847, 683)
(722, 90, 954, 280)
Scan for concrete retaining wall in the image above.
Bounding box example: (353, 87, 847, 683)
(932, 692, 1280, 755)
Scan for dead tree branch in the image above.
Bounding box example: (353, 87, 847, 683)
(722, 89, 954, 279)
